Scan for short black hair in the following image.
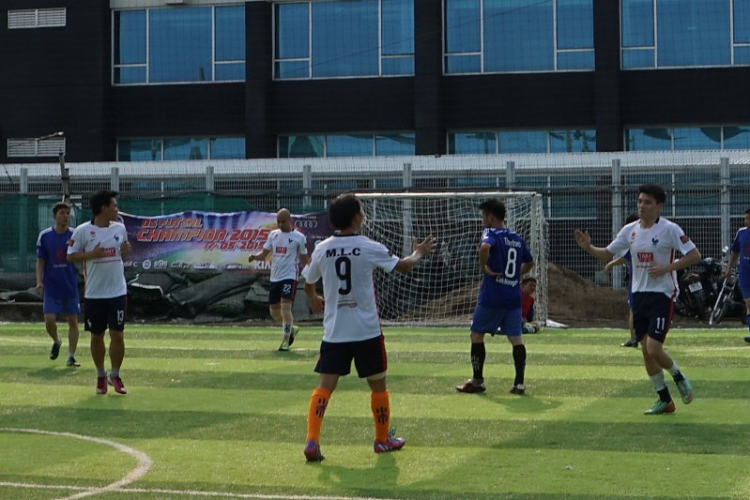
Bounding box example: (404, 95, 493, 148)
(90, 190, 118, 216)
(522, 276, 537, 285)
(745, 208, 750, 215)
(625, 212, 638, 224)
(52, 202, 71, 215)
(329, 193, 361, 231)
(638, 184, 666, 204)
(478, 199, 506, 221)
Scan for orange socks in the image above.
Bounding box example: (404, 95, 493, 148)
(306, 388, 330, 442)
(371, 391, 390, 442)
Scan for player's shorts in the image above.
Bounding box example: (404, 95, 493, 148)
(314, 334, 387, 378)
(740, 285, 750, 301)
(84, 295, 126, 335)
(631, 292, 673, 343)
(471, 303, 522, 336)
(268, 279, 297, 304)
(43, 294, 80, 316)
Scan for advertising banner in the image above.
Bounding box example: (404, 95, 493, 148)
(120, 210, 332, 272)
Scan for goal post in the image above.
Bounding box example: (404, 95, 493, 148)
(356, 191, 548, 326)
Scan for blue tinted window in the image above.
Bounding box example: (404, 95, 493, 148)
(484, 0, 553, 72)
(149, 8, 212, 83)
(622, 48, 655, 68)
(327, 135, 373, 157)
(382, 57, 414, 75)
(276, 3, 309, 59)
(119, 139, 162, 161)
(737, 0, 750, 43)
(724, 126, 750, 149)
(621, 0, 654, 47)
(216, 6, 245, 62)
(382, 0, 414, 56)
(114, 67, 146, 84)
(210, 138, 245, 159)
(626, 128, 672, 151)
(550, 130, 596, 152)
(279, 136, 324, 158)
(164, 138, 208, 161)
(499, 131, 547, 153)
(275, 61, 310, 79)
(449, 132, 496, 154)
(312, 0, 379, 77)
(736, 46, 750, 65)
(673, 127, 721, 150)
(215, 63, 244, 81)
(557, 50, 594, 70)
(445, 0, 480, 54)
(657, 0, 730, 67)
(376, 134, 415, 155)
(445, 55, 481, 73)
(557, 0, 593, 50)
(115, 11, 146, 64)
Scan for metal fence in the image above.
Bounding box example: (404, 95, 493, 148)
(2, 151, 750, 291)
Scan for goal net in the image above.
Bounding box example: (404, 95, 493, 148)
(357, 191, 548, 326)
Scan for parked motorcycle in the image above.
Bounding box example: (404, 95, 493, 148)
(674, 256, 723, 321)
(709, 247, 746, 326)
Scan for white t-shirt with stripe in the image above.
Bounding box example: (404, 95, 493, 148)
(263, 229, 308, 282)
(67, 221, 128, 299)
(607, 217, 696, 298)
(302, 234, 399, 343)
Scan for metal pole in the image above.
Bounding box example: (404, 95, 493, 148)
(720, 157, 731, 251)
(402, 163, 412, 257)
(60, 151, 70, 203)
(611, 159, 623, 290)
(19, 168, 29, 271)
(303, 164, 312, 210)
(110, 167, 120, 192)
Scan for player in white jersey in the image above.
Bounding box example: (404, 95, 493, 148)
(248, 208, 308, 351)
(68, 190, 131, 396)
(300, 193, 434, 462)
(575, 184, 701, 415)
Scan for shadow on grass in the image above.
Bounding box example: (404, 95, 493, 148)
(314, 451, 400, 494)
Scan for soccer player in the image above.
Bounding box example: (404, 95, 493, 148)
(574, 183, 700, 415)
(456, 199, 534, 396)
(301, 193, 434, 462)
(603, 212, 639, 348)
(248, 208, 308, 351)
(520, 277, 540, 334)
(67, 190, 131, 395)
(724, 207, 750, 343)
(36, 202, 81, 367)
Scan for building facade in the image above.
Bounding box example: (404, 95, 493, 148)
(1, 0, 750, 164)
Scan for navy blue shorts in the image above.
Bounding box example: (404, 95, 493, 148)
(84, 295, 126, 335)
(314, 334, 387, 378)
(268, 279, 297, 304)
(43, 295, 80, 316)
(471, 303, 522, 336)
(631, 292, 673, 343)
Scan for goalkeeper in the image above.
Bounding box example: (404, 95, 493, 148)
(520, 277, 540, 334)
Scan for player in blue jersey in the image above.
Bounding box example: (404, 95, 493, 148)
(604, 213, 639, 348)
(725, 208, 750, 343)
(36, 202, 81, 367)
(456, 199, 534, 395)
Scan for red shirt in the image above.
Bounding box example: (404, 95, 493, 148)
(521, 293, 535, 321)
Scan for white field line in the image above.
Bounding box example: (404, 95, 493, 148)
(0, 428, 152, 500)
(0, 481, 400, 500)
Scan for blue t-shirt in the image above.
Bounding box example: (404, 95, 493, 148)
(730, 227, 750, 288)
(477, 227, 533, 309)
(36, 227, 79, 299)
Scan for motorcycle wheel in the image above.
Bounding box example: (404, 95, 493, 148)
(709, 287, 732, 326)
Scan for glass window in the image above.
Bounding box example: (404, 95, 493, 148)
(724, 126, 750, 149)
(114, 10, 146, 65)
(499, 131, 547, 153)
(449, 132, 496, 154)
(445, 0, 480, 54)
(279, 136, 325, 158)
(375, 134, 415, 156)
(118, 139, 162, 162)
(657, 0, 730, 67)
(736, 46, 750, 65)
(621, 0, 654, 47)
(164, 138, 208, 160)
(622, 49, 655, 68)
(672, 127, 721, 150)
(736, 0, 750, 43)
(557, 0, 593, 50)
(312, 0, 379, 77)
(210, 138, 245, 159)
(326, 135, 374, 157)
(149, 8, 212, 83)
(549, 130, 596, 152)
(215, 6, 245, 62)
(382, 57, 414, 75)
(626, 128, 672, 151)
(275, 3, 309, 59)
(557, 51, 595, 70)
(484, 0, 553, 72)
(445, 55, 481, 73)
(382, 0, 414, 56)
(114, 67, 146, 84)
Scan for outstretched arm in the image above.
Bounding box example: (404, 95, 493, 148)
(573, 229, 614, 262)
(394, 236, 435, 274)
